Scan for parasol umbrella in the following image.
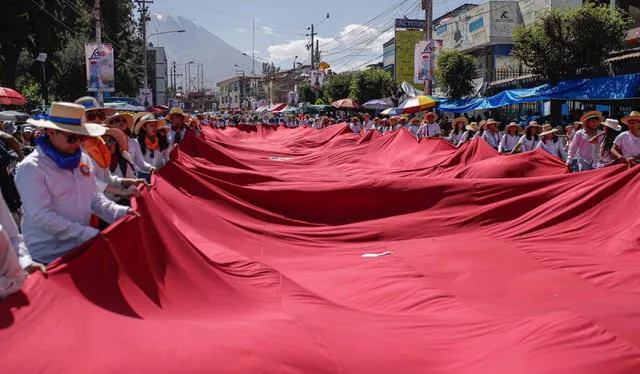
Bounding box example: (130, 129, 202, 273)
(331, 98, 360, 109)
(397, 95, 437, 114)
(0, 87, 28, 105)
(380, 107, 401, 116)
(362, 99, 391, 110)
(0, 111, 29, 123)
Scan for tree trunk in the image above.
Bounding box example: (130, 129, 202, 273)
(0, 39, 23, 89)
(550, 100, 563, 125)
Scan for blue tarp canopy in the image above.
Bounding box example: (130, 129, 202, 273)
(439, 73, 640, 113)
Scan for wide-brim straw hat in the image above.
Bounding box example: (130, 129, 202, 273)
(26, 102, 105, 137)
(103, 128, 129, 151)
(540, 128, 560, 136)
(505, 122, 523, 133)
(602, 118, 622, 132)
(580, 110, 604, 124)
(525, 122, 542, 130)
(452, 117, 469, 127)
(466, 122, 479, 132)
(541, 124, 553, 132)
(74, 96, 117, 117)
(424, 112, 438, 122)
(104, 113, 134, 130)
(485, 118, 500, 126)
(165, 107, 190, 121)
(620, 111, 640, 126)
(134, 113, 166, 135)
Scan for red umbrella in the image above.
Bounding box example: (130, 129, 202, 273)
(331, 98, 360, 109)
(0, 87, 27, 105)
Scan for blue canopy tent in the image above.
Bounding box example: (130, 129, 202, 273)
(439, 73, 640, 113)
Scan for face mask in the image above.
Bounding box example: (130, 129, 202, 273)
(36, 135, 82, 170)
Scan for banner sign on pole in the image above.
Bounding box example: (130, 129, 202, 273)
(139, 88, 153, 108)
(84, 43, 115, 92)
(414, 39, 443, 84)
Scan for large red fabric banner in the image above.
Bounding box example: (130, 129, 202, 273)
(1, 125, 640, 373)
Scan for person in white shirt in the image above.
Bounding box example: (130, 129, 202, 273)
(587, 119, 621, 168)
(458, 122, 479, 147)
(611, 111, 640, 164)
(407, 117, 421, 138)
(362, 113, 375, 132)
(14, 102, 136, 265)
(481, 119, 501, 150)
(418, 112, 441, 138)
(105, 113, 155, 175)
(135, 114, 171, 169)
(567, 111, 603, 171)
(536, 127, 567, 160)
(498, 122, 522, 154)
(447, 117, 467, 145)
(166, 107, 193, 145)
(512, 122, 542, 154)
(348, 117, 361, 134)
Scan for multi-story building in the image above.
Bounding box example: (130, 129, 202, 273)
(216, 75, 264, 110)
(147, 45, 168, 106)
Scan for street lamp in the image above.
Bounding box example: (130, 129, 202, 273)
(144, 29, 186, 90)
(35, 53, 47, 112)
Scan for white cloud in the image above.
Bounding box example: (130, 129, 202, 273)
(262, 26, 274, 35)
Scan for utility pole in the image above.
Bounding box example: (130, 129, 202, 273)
(422, 0, 433, 96)
(136, 0, 153, 91)
(93, 0, 103, 104)
(252, 17, 255, 76)
(307, 24, 316, 69)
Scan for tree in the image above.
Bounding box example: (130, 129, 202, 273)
(262, 62, 280, 76)
(349, 68, 394, 104)
(433, 50, 477, 100)
(513, 3, 632, 84)
(323, 73, 352, 102)
(314, 98, 325, 105)
(298, 83, 315, 104)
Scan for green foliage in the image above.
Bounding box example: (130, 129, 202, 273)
(434, 50, 477, 100)
(262, 62, 280, 76)
(512, 3, 633, 84)
(349, 68, 394, 103)
(323, 74, 352, 102)
(314, 98, 325, 105)
(298, 83, 315, 103)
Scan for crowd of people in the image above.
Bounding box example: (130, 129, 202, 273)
(0, 100, 639, 299)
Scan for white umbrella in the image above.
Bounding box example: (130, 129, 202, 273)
(362, 99, 391, 110)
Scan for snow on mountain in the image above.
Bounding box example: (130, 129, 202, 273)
(148, 13, 256, 91)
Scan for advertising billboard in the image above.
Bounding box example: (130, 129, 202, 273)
(395, 30, 424, 88)
(414, 40, 444, 84)
(85, 43, 115, 92)
(519, 0, 582, 26)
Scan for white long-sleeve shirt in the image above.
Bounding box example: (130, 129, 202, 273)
(516, 135, 539, 153)
(418, 123, 441, 138)
(536, 138, 567, 160)
(447, 130, 464, 145)
(0, 189, 26, 299)
(498, 134, 519, 153)
(128, 138, 153, 173)
(349, 123, 361, 134)
(362, 120, 375, 132)
(481, 131, 501, 149)
(567, 129, 598, 162)
(14, 147, 129, 264)
(457, 131, 476, 146)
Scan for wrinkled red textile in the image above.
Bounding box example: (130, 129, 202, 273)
(2, 124, 640, 373)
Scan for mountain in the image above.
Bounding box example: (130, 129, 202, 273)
(148, 13, 256, 91)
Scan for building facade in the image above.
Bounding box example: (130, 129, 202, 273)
(216, 75, 264, 110)
(147, 46, 168, 106)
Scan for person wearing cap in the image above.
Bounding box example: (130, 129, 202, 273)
(447, 117, 468, 145)
(536, 127, 567, 160)
(567, 111, 603, 171)
(512, 122, 541, 154)
(498, 122, 522, 154)
(481, 119, 501, 150)
(587, 119, 622, 168)
(14, 102, 137, 265)
(418, 112, 441, 139)
(135, 114, 170, 169)
(166, 107, 193, 145)
(105, 113, 155, 175)
(611, 111, 640, 164)
(458, 122, 479, 146)
(362, 113, 375, 132)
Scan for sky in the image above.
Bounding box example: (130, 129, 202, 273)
(150, 0, 484, 72)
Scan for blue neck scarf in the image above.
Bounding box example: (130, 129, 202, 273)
(36, 135, 82, 170)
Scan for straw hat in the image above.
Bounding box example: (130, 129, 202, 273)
(74, 96, 117, 117)
(425, 112, 438, 122)
(525, 121, 542, 130)
(485, 118, 500, 126)
(134, 113, 166, 134)
(165, 107, 190, 121)
(539, 128, 559, 136)
(620, 111, 640, 126)
(26, 102, 105, 137)
(580, 111, 604, 124)
(104, 113, 134, 130)
(602, 118, 622, 132)
(103, 128, 129, 151)
(541, 124, 553, 132)
(410, 117, 420, 125)
(452, 117, 469, 128)
(505, 122, 523, 133)
(466, 122, 479, 131)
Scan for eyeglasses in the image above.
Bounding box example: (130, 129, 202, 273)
(56, 131, 87, 144)
(104, 138, 116, 145)
(87, 111, 105, 120)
